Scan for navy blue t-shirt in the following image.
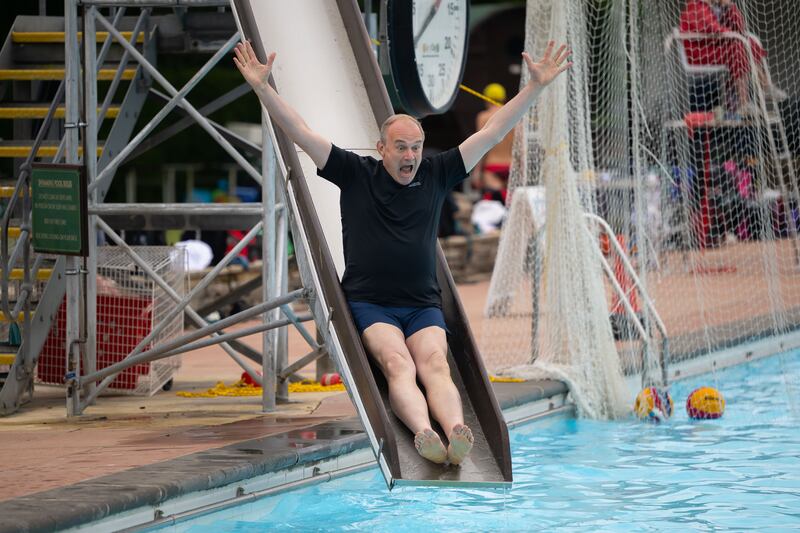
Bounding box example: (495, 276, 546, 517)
(316, 145, 467, 307)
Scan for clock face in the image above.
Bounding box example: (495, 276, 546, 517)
(412, 0, 468, 110)
(387, 0, 469, 117)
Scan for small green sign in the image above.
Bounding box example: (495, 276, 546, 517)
(31, 163, 88, 256)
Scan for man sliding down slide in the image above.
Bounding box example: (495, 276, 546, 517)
(234, 39, 571, 465)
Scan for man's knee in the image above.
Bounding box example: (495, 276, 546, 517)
(380, 351, 416, 381)
(417, 349, 451, 380)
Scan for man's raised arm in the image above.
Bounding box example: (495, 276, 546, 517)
(459, 41, 572, 173)
(233, 41, 332, 170)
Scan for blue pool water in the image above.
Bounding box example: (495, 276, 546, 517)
(160, 351, 800, 532)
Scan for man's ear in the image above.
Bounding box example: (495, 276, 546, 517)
(376, 140, 384, 157)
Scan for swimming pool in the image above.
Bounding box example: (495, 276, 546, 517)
(155, 350, 800, 532)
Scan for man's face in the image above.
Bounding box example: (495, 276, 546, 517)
(377, 119, 424, 185)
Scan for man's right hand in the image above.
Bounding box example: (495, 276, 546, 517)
(233, 40, 276, 90)
(523, 41, 572, 89)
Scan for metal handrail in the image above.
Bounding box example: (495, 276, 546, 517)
(584, 213, 670, 386)
(527, 208, 670, 385)
(585, 213, 668, 339)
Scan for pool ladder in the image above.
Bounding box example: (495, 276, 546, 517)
(585, 213, 670, 388)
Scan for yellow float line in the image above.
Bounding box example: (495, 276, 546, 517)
(458, 84, 503, 107)
(5, 227, 21, 238)
(1, 269, 53, 281)
(489, 375, 526, 383)
(0, 354, 16, 366)
(0, 106, 120, 119)
(0, 69, 136, 81)
(12, 31, 144, 44)
(177, 379, 347, 397)
(0, 145, 103, 158)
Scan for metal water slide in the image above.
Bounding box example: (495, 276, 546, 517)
(231, 0, 511, 488)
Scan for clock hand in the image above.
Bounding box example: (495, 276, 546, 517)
(414, 0, 442, 48)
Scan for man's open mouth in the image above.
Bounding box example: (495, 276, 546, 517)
(401, 165, 414, 173)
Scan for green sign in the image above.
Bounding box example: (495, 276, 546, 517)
(31, 163, 88, 256)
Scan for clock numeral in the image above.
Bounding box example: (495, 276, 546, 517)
(418, 63, 424, 77)
(444, 36, 452, 50)
(438, 63, 446, 76)
(427, 74, 435, 88)
(448, 1, 459, 15)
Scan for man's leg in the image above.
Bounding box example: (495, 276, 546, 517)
(361, 323, 447, 463)
(406, 326, 473, 464)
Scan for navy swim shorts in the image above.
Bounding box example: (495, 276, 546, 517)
(347, 301, 448, 338)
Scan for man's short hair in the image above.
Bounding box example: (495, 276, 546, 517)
(379, 114, 425, 144)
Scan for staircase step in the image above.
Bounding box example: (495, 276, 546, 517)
(12, 31, 144, 44)
(0, 353, 15, 366)
(0, 104, 120, 119)
(1, 186, 28, 198)
(0, 141, 103, 158)
(0, 68, 136, 81)
(1, 268, 53, 281)
(0, 312, 29, 323)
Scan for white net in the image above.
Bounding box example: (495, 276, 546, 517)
(481, 0, 800, 419)
(484, 0, 631, 419)
(641, 0, 800, 357)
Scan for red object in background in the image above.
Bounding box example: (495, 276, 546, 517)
(38, 295, 154, 390)
(320, 373, 341, 386)
(679, 0, 766, 83)
(241, 369, 262, 386)
(599, 232, 611, 256)
(609, 235, 641, 316)
(226, 230, 250, 259)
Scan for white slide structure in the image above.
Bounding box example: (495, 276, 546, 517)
(231, 0, 511, 489)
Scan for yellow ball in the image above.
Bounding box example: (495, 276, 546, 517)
(483, 83, 507, 103)
(634, 387, 673, 422)
(686, 387, 725, 419)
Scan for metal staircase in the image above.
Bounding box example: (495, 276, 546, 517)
(1, 2, 293, 416)
(0, 11, 154, 414)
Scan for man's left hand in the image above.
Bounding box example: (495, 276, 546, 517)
(524, 41, 573, 87)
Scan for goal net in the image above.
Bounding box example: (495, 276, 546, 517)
(481, 0, 800, 419)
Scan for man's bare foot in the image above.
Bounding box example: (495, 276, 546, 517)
(447, 424, 474, 465)
(414, 428, 448, 464)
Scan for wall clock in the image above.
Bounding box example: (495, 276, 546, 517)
(386, 0, 470, 118)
